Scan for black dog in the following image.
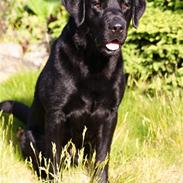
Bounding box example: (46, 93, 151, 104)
(0, 0, 146, 182)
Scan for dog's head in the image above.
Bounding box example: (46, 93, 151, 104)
(62, 0, 146, 55)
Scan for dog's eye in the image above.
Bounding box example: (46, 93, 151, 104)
(121, 3, 131, 12)
(93, 2, 102, 10)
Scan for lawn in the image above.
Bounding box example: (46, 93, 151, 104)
(0, 71, 183, 183)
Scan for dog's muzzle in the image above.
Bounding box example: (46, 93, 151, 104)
(105, 15, 127, 52)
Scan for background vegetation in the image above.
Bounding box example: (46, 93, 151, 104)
(123, 2, 183, 93)
(0, 0, 183, 92)
(0, 0, 183, 182)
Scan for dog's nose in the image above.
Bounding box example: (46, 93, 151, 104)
(112, 23, 123, 33)
(109, 19, 125, 34)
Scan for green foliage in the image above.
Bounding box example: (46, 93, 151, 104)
(26, 0, 60, 21)
(0, 0, 67, 42)
(25, 0, 68, 38)
(148, 0, 183, 11)
(124, 6, 183, 92)
(48, 6, 68, 38)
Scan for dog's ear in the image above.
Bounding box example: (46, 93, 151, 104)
(62, 0, 85, 27)
(132, 0, 146, 28)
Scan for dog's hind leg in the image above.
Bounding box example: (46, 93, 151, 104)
(17, 129, 40, 171)
(20, 100, 47, 177)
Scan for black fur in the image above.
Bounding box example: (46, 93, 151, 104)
(0, 0, 146, 182)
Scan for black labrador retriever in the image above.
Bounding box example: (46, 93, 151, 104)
(0, 0, 146, 182)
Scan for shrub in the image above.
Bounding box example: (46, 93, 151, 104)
(0, 0, 67, 43)
(123, 6, 183, 92)
(147, 0, 183, 11)
(25, 0, 68, 38)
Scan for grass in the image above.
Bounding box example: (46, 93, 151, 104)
(0, 71, 183, 183)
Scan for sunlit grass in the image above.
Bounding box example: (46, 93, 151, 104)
(0, 114, 37, 183)
(0, 71, 183, 183)
(110, 89, 183, 183)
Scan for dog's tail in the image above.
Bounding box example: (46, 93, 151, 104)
(0, 101, 30, 124)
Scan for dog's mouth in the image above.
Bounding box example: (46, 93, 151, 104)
(105, 39, 121, 51)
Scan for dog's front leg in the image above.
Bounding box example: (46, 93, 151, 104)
(95, 111, 117, 183)
(45, 110, 66, 174)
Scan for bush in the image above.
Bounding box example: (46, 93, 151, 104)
(0, 0, 67, 43)
(123, 6, 183, 92)
(147, 0, 183, 11)
(25, 0, 68, 38)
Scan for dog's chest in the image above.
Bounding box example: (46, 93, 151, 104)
(63, 76, 116, 119)
(63, 77, 116, 146)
